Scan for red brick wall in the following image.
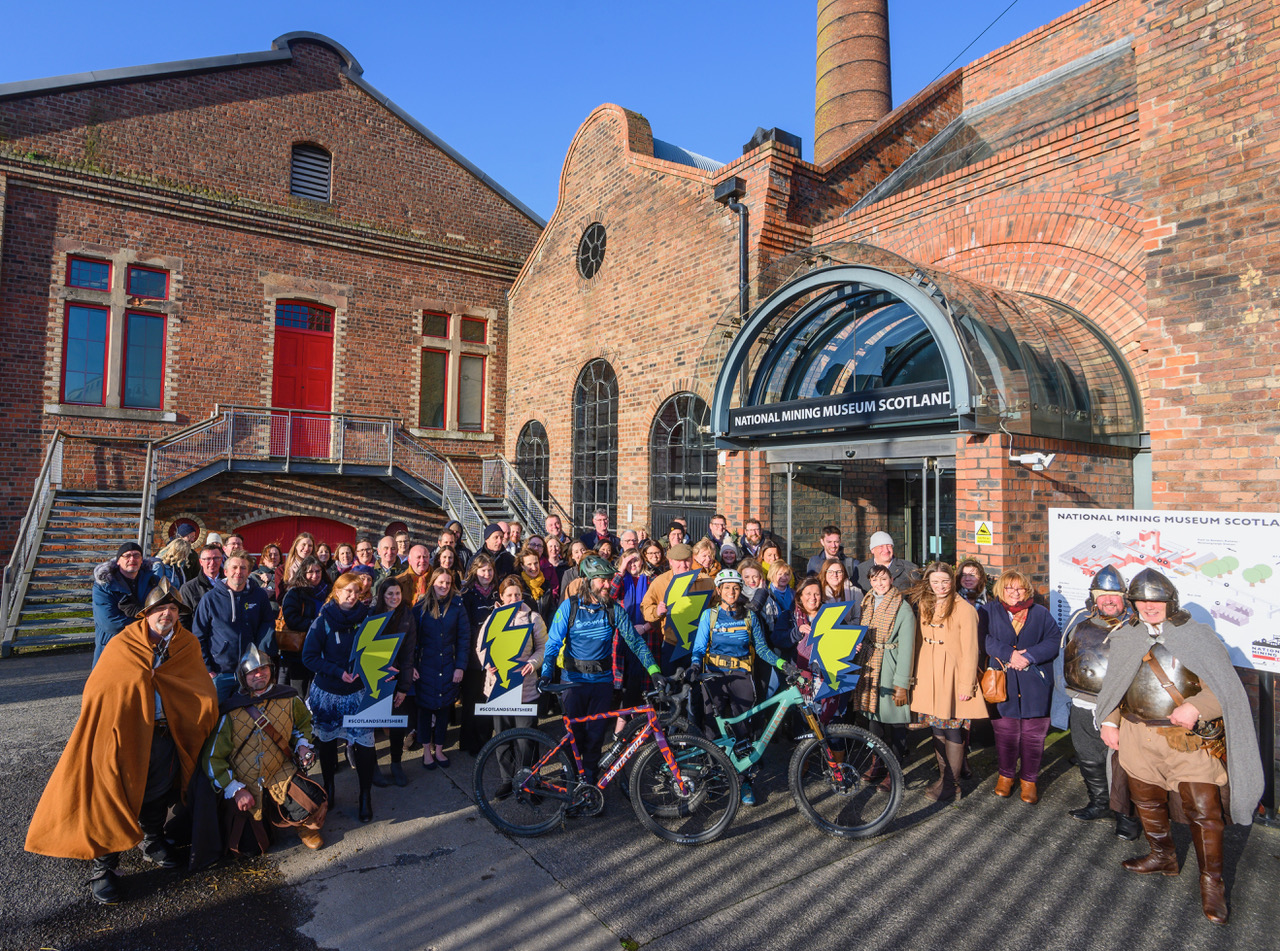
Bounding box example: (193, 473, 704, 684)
(1135, 0, 1280, 510)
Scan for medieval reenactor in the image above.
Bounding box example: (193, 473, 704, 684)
(204, 645, 327, 853)
(1059, 565, 1141, 839)
(26, 579, 219, 904)
(1096, 568, 1264, 925)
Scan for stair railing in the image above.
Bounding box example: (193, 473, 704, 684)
(391, 430, 488, 553)
(2, 431, 64, 654)
(481, 454, 573, 538)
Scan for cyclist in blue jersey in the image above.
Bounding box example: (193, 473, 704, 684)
(540, 554, 667, 784)
(690, 569, 800, 805)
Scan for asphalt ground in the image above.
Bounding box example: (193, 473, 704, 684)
(3, 650, 1277, 951)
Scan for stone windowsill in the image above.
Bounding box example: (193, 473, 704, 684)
(408, 427, 494, 443)
(45, 403, 178, 423)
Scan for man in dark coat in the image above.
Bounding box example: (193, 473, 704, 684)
(179, 544, 224, 629)
(1097, 568, 1264, 925)
(192, 553, 275, 702)
(805, 525, 857, 578)
(91, 542, 163, 666)
(855, 531, 919, 592)
(480, 523, 515, 577)
(579, 509, 621, 552)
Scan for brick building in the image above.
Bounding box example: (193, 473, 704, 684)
(505, 0, 1279, 776)
(0, 32, 543, 648)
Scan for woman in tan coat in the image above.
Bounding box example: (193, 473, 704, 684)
(909, 562, 987, 801)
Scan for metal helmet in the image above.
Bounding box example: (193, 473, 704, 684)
(235, 643, 275, 695)
(1126, 567, 1190, 623)
(578, 554, 616, 582)
(135, 577, 187, 617)
(1089, 565, 1126, 596)
(714, 569, 744, 588)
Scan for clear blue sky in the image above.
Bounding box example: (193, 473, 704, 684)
(4, 0, 1083, 221)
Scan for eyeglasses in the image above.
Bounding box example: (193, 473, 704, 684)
(356, 546, 372, 553)
(1004, 586, 1027, 594)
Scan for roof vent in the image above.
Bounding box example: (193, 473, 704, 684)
(290, 143, 331, 202)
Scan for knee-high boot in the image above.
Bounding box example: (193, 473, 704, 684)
(1070, 758, 1114, 821)
(1180, 782, 1228, 925)
(316, 739, 339, 807)
(1121, 776, 1179, 875)
(924, 730, 957, 802)
(353, 743, 376, 822)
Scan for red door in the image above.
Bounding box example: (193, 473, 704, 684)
(272, 302, 334, 458)
(237, 516, 356, 556)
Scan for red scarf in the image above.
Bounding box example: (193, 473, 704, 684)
(1003, 597, 1034, 615)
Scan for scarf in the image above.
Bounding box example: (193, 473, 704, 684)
(1003, 597, 1034, 615)
(771, 584, 794, 616)
(523, 570, 546, 601)
(319, 600, 370, 644)
(852, 586, 903, 712)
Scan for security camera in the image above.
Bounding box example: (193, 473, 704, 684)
(1014, 452, 1056, 471)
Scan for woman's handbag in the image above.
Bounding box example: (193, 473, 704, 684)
(980, 658, 1008, 703)
(275, 610, 307, 654)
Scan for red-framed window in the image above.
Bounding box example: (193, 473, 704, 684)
(126, 265, 169, 300)
(67, 256, 111, 291)
(122, 311, 167, 409)
(419, 348, 449, 429)
(422, 311, 450, 338)
(62, 303, 110, 405)
(457, 353, 486, 431)
(275, 299, 334, 333)
(460, 317, 487, 344)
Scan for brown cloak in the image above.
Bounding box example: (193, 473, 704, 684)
(25, 618, 219, 859)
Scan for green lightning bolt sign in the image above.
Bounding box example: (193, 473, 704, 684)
(342, 612, 408, 728)
(803, 601, 867, 700)
(477, 604, 538, 717)
(662, 570, 714, 665)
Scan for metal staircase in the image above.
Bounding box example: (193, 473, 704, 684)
(480, 454, 573, 539)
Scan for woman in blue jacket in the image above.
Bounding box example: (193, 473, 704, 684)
(413, 567, 471, 770)
(979, 569, 1061, 805)
(302, 572, 376, 821)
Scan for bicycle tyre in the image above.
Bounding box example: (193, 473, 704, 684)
(628, 732, 739, 845)
(473, 727, 575, 837)
(787, 722, 902, 839)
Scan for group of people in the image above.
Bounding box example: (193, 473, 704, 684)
(35, 509, 1265, 924)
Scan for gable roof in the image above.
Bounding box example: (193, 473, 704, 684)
(0, 31, 544, 227)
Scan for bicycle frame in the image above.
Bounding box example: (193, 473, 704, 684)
(521, 703, 690, 802)
(708, 680, 826, 774)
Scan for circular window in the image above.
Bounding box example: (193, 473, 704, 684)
(577, 222, 607, 279)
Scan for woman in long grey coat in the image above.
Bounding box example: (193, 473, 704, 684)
(851, 564, 916, 768)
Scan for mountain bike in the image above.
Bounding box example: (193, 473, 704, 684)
(472, 680, 738, 845)
(654, 666, 903, 838)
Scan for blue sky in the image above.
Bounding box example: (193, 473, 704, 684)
(3, 1, 1083, 221)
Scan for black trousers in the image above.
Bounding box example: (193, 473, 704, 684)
(492, 713, 538, 781)
(702, 669, 756, 743)
(1069, 703, 1107, 769)
(459, 669, 494, 754)
(562, 681, 614, 782)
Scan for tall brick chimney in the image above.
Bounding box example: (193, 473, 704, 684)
(815, 0, 892, 166)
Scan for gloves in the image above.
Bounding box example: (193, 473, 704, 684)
(685, 665, 702, 685)
(892, 686, 910, 707)
(650, 672, 671, 693)
(781, 661, 802, 682)
(536, 676, 552, 693)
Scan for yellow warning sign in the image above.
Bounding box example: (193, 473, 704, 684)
(975, 521, 994, 546)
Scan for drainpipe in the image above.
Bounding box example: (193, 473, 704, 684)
(713, 177, 750, 402)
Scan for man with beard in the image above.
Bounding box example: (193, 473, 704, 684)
(1097, 569, 1264, 925)
(540, 554, 667, 785)
(1058, 565, 1141, 839)
(27, 580, 219, 904)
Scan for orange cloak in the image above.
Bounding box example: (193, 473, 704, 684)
(25, 618, 218, 859)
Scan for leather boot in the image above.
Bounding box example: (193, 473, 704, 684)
(138, 797, 181, 869)
(88, 853, 121, 905)
(924, 734, 957, 802)
(1069, 759, 1114, 821)
(358, 788, 373, 823)
(994, 775, 1015, 797)
(1019, 779, 1039, 804)
(1121, 777, 1179, 876)
(371, 766, 391, 788)
(1114, 812, 1143, 841)
(1181, 782, 1228, 925)
(944, 739, 967, 799)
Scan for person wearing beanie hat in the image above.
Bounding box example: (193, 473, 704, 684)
(857, 531, 919, 593)
(91, 540, 164, 666)
(719, 541, 740, 569)
(206, 532, 224, 548)
(480, 523, 515, 577)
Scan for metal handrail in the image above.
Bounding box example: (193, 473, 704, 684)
(390, 430, 487, 552)
(2, 430, 64, 654)
(215, 403, 399, 425)
(481, 453, 573, 536)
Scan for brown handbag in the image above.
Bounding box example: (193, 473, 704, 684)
(275, 610, 307, 654)
(980, 658, 1008, 703)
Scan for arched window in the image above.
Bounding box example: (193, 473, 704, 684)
(515, 421, 550, 506)
(650, 393, 716, 540)
(290, 143, 332, 202)
(571, 360, 618, 528)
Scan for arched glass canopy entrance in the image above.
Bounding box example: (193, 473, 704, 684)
(710, 242, 1142, 449)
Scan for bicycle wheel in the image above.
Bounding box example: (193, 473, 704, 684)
(788, 722, 902, 838)
(473, 728, 575, 837)
(628, 733, 739, 845)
